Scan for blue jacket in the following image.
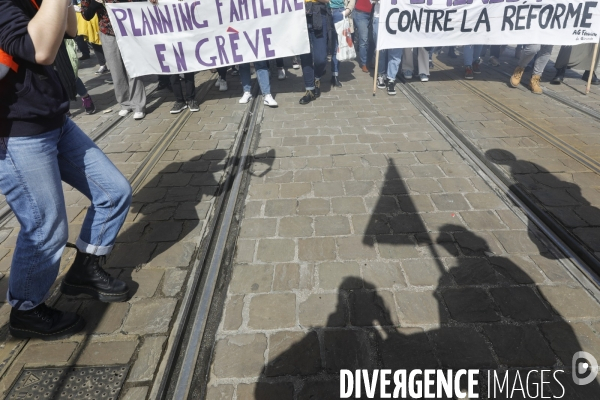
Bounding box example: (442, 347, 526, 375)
(0, 0, 69, 137)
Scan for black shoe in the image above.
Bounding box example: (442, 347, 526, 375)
(582, 70, 600, 85)
(331, 75, 342, 87)
(170, 101, 188, 114)
(188, 99, 200, 112)
(387, 79, 396, 95)
(299, 90, 315, 105)
(551, 68, 565, 85)
(157, 81, 171, 91)
(448, 47, 457, 59)
(61, 251, 129, 302)
(314, 80, 321, 98)
(9, 303, 85, 340)
(79, 54, 90, 61)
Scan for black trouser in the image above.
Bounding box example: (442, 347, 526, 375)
(490, 45, 502, 59)
(216, 67, 227, 80)
(91, 43, 106, 66)
(170, 73, 196, 102)
(75, 35, 89, 57)
(276, 58, 284, 68)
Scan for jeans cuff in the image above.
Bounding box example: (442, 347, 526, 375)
(306, 86, 315, 91)
(7, 291, 49, 311)
(333, 72, 338, 76)
(76, 237, 113, 256)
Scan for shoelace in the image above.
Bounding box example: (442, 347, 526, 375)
(32, 304, 55, 322)
(90, 255, 111, 283)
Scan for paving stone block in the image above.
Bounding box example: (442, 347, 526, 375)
(205, 385, 234, 400)
(337, 236, 378, 260)
(129, 336, 166, 382)
(279, 216, 313, 237)
(377, 327, 438, 370)
(265, 331, 321, 376)
(486, 325, 556, 367)
(453, 231, 504, 256)
(314, 216, 351, 236)
(376, 235, 421, 259)
(120, 268, 164, 298)
(489, 255, 546, 284)
(149, 241, 197, 267)
(299, 293, 345, 327)
(223, 295, 244, 331)
(17, 341, 78, 364)
(332, 197, 366, 214)
(406, 178, 443, 194)
(239, 382, 295, 399)
(123, 298, 177, 334)
(493, 231, 545, 254)
(79, 301, 129, 334)
(442, 288, 500, 322)
(430, 327, 496, 369)
(361, 262, 406, 289)
(465, 193, 508, 210)
(460, 210, 508, 231)
(438, 177, 476, 193)
(248, 183, 279, 199)
(257, 239, 295, 262)
(350, 290, 399, 326)
(313, 181, 345, 197)
(490, 286, 553, 321)
(109, 242, 157, 267)
(298, 198, 330, 215)
(397, 195, 436, 213)
(121, 387, 149, 400)
(239, 218, 278, 238)
(447, 257, 500, 285)
(162, 268, 188, 296)
(345, 181, 375, 196)
(234, 239, 255, 263)
(395, 290, 448, 325)
(318, 262, 361, 290)
(529, 255, 574, 283)
(273, 264, 301, 291)
(78, 339, 138, 365)
(402, 258, 452, 286)
(298, 237, 336, 261)
(248, 293, 296, 329)
(211, 334, 267, 378)
(353, 214, 391, 236)
(541, 322, 600, 365)
(229, 264, 273, 293)
(431, 193, 471, 211)
(538, 286, 600, 319)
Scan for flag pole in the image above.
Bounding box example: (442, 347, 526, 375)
(586, 41, 599, 94)
(373, 49, 380, 96)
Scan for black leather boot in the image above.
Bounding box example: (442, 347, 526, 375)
(10, 303, 85, 340)
(582, 70, 600, 85)
(551, 67, 565, 85)
(61, 251, 129, 302)
(299, 90, 315, 105)
(331, 75, 342, 87)
(314, 79, 321, 98)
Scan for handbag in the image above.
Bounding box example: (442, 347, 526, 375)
(335, 17, 356, 62)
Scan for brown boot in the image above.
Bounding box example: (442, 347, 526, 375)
(510, 66, 525, 87)
(530, 74, 543, 94)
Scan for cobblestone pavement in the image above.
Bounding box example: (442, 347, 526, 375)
(205, 61, 600, 399)
(419, 49, 600, 265)
(0, 67, 248, 398)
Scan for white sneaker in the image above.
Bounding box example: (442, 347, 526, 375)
(263, 94, 278, 107)
(219, 80, 228, 91)
(419, 73, 429, 82)
(118, 109, 130, 117)
(215, 77, 222, 87)
(133, 112, 145, 120)
(239, 92, 252, 104)
(96, 65, 109, 74)
(278, 68, 286, 80)
(292, 57, 300, 69)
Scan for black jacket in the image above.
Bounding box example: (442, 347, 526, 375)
(0, 0, 69, 137)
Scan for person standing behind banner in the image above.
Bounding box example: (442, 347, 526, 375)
(372, 0, 388, 90)
(168, 73, 199, 114)
(551, 44, 600, 85)
(330, 0, 355, 87)
(353, 0, 371, 73)
(463, 45, 483, 80)
(299, 0, 333, 105)
(402, 48, 430, 82)
(81, 0, 147, 120)
(509, 45, 554, 94)
(238, 62, 278, 108)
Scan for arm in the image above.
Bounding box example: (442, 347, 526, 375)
(66, 5, 77, 38)
(27, 0, 73, 64)
(344, 0, 356, 15)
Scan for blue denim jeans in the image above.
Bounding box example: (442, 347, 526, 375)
(353, 10, 370, 67)
(464, 45, 483, 66)
(0, 118, 132, 310)
(372, 17, 387, 76)
(386, 48, 403, 80)
(331, 8, 344, 76)
(301, 16, 330, 90)
(240, 61, 271, 95)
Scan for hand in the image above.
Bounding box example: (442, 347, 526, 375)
(343, 9, 350, 17)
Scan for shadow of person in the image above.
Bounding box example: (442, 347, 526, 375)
(252, 158, 600, 399)
(485, 148, 600, 260)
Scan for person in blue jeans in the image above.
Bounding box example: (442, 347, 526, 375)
(330, 0, 355, 87)
(464, 45, 483, 79)
(353, 0, 373, 72)
(300, 1, 333, 105)
(0, 0, 132, 340)
(371, 0, 387, 88)
(385, 48, 403, 95)
(238, 61, 278, 107)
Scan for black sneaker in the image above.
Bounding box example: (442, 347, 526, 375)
(188, 99, 200, 112)
(299, 90, 315, 105)
(331, 75, 342, 87)
(10, 303, 85, 340)
(170, 101, 188, 114)
(377, 75, 386, 89)
(387, 79, 396, 95)
(314, 80, 321, 98)
(61, 251, 129, 303)
(156, 81, 171, 91)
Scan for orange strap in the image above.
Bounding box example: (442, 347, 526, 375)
(0, 50, 18, 73)
(29, 0, 39, 10)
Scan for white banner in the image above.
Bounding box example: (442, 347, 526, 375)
(377, 0, 600, 50)
(105, 0, 310, 77)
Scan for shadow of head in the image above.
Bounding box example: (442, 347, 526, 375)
(485, 148, 517, 166)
